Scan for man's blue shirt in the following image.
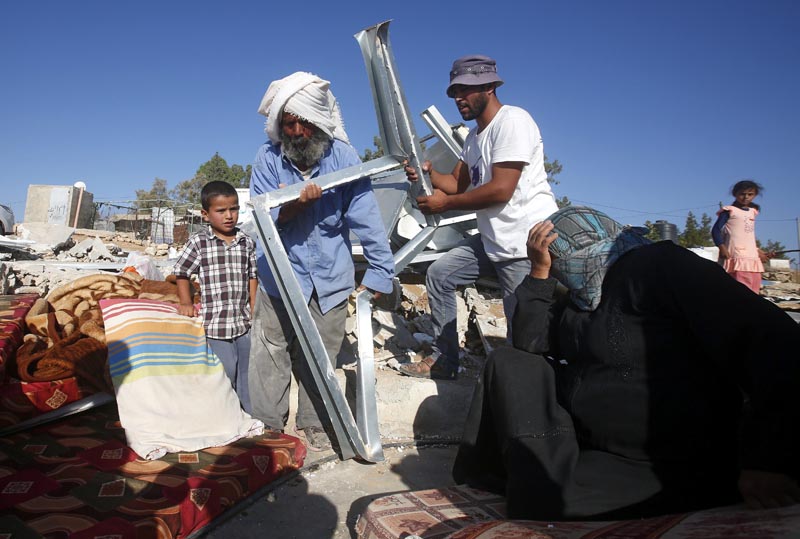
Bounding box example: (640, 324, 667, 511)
(250, 138, 395, 314)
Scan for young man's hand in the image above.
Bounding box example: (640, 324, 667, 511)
(403, 160, 431, 183)
(177, 303, 197, 317)
(415, 189, 449, 214)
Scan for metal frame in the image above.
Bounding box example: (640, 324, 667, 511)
(355, 21, 437, 226)
(251, 166, 393, 462)
(420, 105, 463, 159)
(248, 19, 445, 462)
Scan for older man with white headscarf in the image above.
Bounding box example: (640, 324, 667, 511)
(248, 72, 395, 452)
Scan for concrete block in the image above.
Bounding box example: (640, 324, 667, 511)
(767, 258, 791, 270)
(16, 222, 75, 252)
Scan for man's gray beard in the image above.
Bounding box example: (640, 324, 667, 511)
(280, 129, 331, 167)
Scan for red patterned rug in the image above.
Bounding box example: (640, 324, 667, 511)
(0, 402, 305, 538)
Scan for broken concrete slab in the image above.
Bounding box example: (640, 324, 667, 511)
(372, 309, 420, 351)
(64, 236, 120, 262)
(15, 222, 75, 253)
(474, 300, 507, 356)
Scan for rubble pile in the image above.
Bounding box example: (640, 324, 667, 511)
(344, 280, 502, 377)
(0, 227, 176, 296)
(761, 281, 800, 312)
(3, 222, 796, 382)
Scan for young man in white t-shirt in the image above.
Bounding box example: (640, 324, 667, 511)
(400, 55, 558, 380)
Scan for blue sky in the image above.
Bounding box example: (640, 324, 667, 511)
(2, 0, 799, 260)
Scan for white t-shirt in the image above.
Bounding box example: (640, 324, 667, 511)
(460, 105, 558, 261)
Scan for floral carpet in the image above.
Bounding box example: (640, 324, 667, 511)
(356, 485, 800, 539)
(0, 402, 305, 538)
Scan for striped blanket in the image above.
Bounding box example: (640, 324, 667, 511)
(100, 298, 263, 459)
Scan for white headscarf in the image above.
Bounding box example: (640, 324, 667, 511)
(257, 71, 349, 145)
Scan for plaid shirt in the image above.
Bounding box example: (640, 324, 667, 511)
(173, 226, 257, 339)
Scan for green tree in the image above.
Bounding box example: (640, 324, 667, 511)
(135, 178, 171, 209)
(642, 220, 664, 242)
(198, 153, 237, 185)
(555, 196, 571, 209)
(545, 156, 563, 185)
(172, 154, 252, 205)
(361, 136, 385, 162)
(230, 164, 252, 188)
(171, 175, 206, 206)
(678, 211, 714, 248)
(757, 239, 787, 256)
(196, 153, 251, 187)
(544, 155, 571, 208)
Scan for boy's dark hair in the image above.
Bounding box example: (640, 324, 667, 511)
(201, 181, 238, 210)
(731, 179, 764, 210)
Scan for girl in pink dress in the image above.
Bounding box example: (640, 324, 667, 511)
(711, 180, 766, 294)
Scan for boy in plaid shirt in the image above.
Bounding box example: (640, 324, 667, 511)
(174, 181, 258, 411)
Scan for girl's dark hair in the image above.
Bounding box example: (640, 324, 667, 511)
(731, 179, 764, 210)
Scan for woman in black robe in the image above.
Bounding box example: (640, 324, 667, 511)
(452, 206, 800, 520)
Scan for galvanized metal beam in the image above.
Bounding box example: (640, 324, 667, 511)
(258, 156, 401, 210)
(246, 20, 453, 462)
(354, 289, 383, 460)
(251, 197, 383, 462)
(420, 105, 463, 159)
(355, 20, 437, 226)
(355, 19, 442, 271)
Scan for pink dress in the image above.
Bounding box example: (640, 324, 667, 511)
(719, 205, 763, 293)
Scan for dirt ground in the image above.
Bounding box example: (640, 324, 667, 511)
(200, 444, 459, 539)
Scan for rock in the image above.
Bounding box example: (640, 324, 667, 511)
(464, 286, 490, 315)
(16, 223, 75, 254)
(14, 285, 44, 295)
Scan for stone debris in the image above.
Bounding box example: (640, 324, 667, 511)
(15, 223, 76, 254)
(341, 278, 504, 377)
(62, 237, 120, 262)
(464, 286, 490, 315)
(3, 222, 796, 379)
(761, 280, 800, 311)
(0, 226, 176, 296)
